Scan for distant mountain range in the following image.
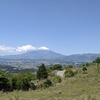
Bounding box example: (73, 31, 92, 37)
(0, 50, 100, 62)
(0, 50, 64, 59)
(0, 50, 100, 68)
(62, 53, 100, 62)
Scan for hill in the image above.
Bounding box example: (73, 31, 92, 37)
(0, 65, 100, 100)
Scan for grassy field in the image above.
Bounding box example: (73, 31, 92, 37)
(0, 65, 100, 100)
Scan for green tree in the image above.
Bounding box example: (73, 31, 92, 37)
(21, 76, 30, 91)
(11, 75, 18, 90)
(37, 64, 48, 80)
(0, 73, 11, 92)
(11, 72, 35, 91)
(50, 64, 62, 70)
(93, 57, 100, 65)
(93, 57, 100, 73)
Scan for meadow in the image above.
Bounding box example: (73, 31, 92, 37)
(0, 64, 100, 100)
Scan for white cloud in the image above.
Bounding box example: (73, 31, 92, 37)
(39, 46, 49, 50)
(0, 45, 49, 55)
(16, 45, 36, 52)
(0, 45, 15, 53)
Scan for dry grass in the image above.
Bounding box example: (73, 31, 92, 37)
(0, 65, 100, 100)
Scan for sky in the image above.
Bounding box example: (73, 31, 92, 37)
(0, 0, 100, 55)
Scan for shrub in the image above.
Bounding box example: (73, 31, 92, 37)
(30, 82, 36, 90)
(50, 64, 62, 70)
(43, 79, 52, 87)
(64, 68, 74, 77)
(11, 72, 35, 91)
(67, 65, 74, 68)
(86, 62, 90, 67)
(52, 75, 61, 83)
(82, 67, 87, 74)
(0, 74, 11, 92)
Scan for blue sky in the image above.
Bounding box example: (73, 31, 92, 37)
(0, 0, 100, 55)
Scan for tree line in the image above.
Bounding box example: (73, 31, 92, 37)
(0, 64, 51, 92)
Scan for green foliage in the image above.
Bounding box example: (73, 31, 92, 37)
(82, 67, 87, 74)
(30, 82, 36, 90)
(64, 68, 74, 77)
(86, 62, 90, 67)
(0, 73, 11, 92)
(50, 64, 62, 70)
(1, 65, 100, 99)
(96, 65, 100, 74)
(37, 64, 48, 80)
(43, 79, 52, 87)
(21, 76, 30, 91)
(52, 75, 61, 83)
(93, 57, 100, 64)
(11, 75, 18, 90)
(46, 68, 52, 75)
(92, 57, 100, 74)
(11, 72, 35, 91)
(67, 65, 74, 68)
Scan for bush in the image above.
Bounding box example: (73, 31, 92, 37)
(44, 79, 52, 87)
(21, 76, 30, 91)
(50, 64, 62, 70)
(64, 68, 74, 77)
(30, 82, 36, 90)
(67, 65, 74, 68)
(11, 72, 35, 91)
(0, 74, 11, 92)
(82, 67, 87, 74)
(52, 75, 61, 83)
(86, 62, 90, 67)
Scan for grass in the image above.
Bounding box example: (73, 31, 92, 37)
(0, 65, 100, 100)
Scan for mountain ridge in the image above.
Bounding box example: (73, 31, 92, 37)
(0, 50, 65, 59)
(0, 50, 100, 62)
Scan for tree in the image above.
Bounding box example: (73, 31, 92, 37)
(93, 57, 100, 73)
(11, 75, 18, 90)
(50, 64, 62, 70)
(93, 57, 100, 65)
(0, 73, 11, 92)
(37, 64, 48, 80)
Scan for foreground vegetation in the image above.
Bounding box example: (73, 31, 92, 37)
(0, 58, 100, 100)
